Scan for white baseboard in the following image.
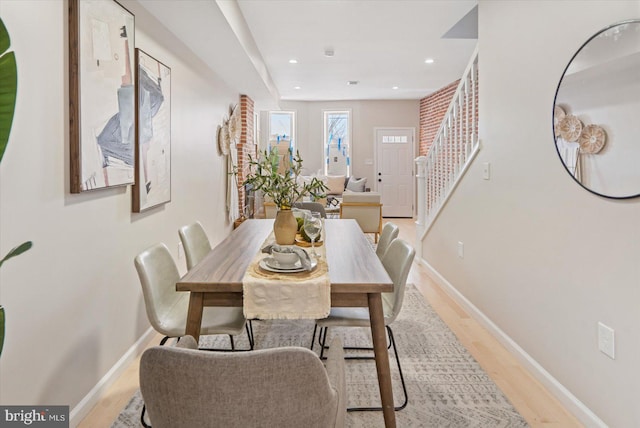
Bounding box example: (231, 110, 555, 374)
(418, 257, 607, 428)
(69, 328, 156, 427)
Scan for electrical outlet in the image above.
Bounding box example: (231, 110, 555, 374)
(178, 242, 184, 261)
(598, 322, 615, 359)
(457, 241, 464, 259)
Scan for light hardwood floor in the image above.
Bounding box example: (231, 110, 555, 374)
(79, 218, 581, 427)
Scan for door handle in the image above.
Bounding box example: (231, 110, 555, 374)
(378, 179, 382, 182)
(378, 172, 381, 176)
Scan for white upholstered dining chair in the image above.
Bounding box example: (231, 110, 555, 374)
(376, 222, 399, 260)
(311, 238, 415, 411)
(178, 221, 211, 270)
(140, 335, 347, 428)
(134, 243, 253, 350)
(179, 221, 256, 344)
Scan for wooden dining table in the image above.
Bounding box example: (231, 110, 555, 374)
(177, 218, 397, 427)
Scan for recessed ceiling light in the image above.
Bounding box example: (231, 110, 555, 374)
(424, 58, 435, 64)
(289, 59, 298, 64)
(347, 80, 359, 86)
(392, 86, 399, 90)
(293, 86, 301, 90)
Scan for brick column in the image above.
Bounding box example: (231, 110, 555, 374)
(236, 94, 255, 218)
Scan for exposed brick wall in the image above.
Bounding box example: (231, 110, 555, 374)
(419, 72, 479, 212)
(419, 76, 479, 157)
(236, 94, 255, 218)
(419, 80, 459, 156)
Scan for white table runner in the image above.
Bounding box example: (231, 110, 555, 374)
(242, 232, 330, 320)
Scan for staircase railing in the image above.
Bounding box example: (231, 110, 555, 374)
(417, 45, 479, 241)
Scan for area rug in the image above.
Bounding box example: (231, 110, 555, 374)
(111, 284, 528, 427)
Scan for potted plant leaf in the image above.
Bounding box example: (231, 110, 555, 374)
(0, 17, 32, 357)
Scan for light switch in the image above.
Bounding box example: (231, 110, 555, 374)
(482, 162, 490, 180)
(598, 322, 615, 359)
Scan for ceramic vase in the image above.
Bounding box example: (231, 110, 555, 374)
(273, 209, 297, 245)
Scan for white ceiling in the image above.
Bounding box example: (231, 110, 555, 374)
(138, 0, 477, 106)
(237, 0, 477, 101)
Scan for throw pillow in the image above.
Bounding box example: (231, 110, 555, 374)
(346, 176, 367, 192)
(326, 175, 346, 195)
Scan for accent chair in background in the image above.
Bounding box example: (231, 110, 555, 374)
(293, 201, 327, 218)
(339, 191, 383, 242)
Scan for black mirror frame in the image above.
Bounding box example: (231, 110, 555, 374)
(553, 19, 640, 200)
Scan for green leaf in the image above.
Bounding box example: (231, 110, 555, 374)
(0, 19, 9, 54)
(0, 18, 17, 163)
(0, 241, 32, 268)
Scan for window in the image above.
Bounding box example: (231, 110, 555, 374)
(268, 111, 295, 154)
(323, 110, 351, 176)
(268, 111, 295, 174)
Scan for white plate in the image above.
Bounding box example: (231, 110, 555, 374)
(260, 257, 317, 273)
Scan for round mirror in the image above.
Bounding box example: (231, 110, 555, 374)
(553, 19, 640, 199)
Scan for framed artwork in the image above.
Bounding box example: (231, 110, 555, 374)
(132, 49, 171, 212)
(69, 0, 135, 193)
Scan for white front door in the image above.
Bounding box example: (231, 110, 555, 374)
(375, 128, 415, 218)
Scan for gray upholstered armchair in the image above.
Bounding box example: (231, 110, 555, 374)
(140, 336, 346, 428)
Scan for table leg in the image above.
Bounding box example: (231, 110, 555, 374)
(185, 292, 204, 342)
(368, 292, 396, 428)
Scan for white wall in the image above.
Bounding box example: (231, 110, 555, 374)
(423, 2, 640, 426)
(271, 100, 420, 187)
(0, 0, 240, 416)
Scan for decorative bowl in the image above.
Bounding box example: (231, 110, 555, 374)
(270, 247, 299, 267)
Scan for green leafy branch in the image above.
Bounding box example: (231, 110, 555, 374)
(244, 148, 328, 209)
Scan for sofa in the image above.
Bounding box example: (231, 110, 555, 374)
(260, 175, 369, 219)
(324, 175, 368, 197)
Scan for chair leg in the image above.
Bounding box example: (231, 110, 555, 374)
(319, 326, 329, 360)
(317, 326, 392, 358)
(229, 334, 235, 350)
(310, 324, 318, 350)
(246, 321, 255, 350)
(198, 320, 255, 352)
(347, 325, 408, 412)
(140, 404, 150, 428)
(318, 325, 407, 412)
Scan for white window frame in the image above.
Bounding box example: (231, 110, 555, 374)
(322, 109, 352, 176)
(268, 110, 296, 154)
